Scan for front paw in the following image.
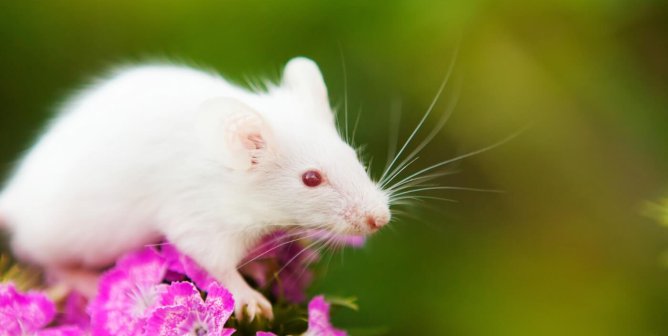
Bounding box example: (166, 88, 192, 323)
(231, 286, 274, 322)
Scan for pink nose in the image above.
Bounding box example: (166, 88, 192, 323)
(365, 214, 389, 230)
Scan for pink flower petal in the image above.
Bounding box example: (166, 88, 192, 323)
(221, 329, 236, 336)
(145, 281, 236, 336)
(144, 305, 196, 336)
(305, 296, 347, 336)
(256, 332, 278, 336)
(160, 243, 186, 275)
(37, 325, 86, 336)
(0, 282, 56, 334)
(116, 246, 168, 282)
(89, 247, 168, 336)
(200, 283, 235, 332)
(162, 243, 217, 290)
(157, 282, 200, 307)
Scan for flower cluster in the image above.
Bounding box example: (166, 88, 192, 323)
(1, 229, 360, 335)
(0, 282, 83, 335)
(87, 246, 233, 336)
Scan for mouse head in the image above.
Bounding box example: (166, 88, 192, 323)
(199, 57, 390, 235)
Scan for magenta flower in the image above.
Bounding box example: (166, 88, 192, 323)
(161, 243, 217, 290)
(0, 282, 55, 335)
(304, 296, 347, 336)
(2, 233, 356, 335)
(144, 281, 235, 336)
(37, 325, 88, 336)
(89, 247, 169, 336)
(0, 282, 84, 336)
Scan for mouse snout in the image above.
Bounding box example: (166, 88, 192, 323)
(364, 210, 390, 231)
(343, 204, 391, 234)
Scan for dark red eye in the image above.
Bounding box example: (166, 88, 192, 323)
(302, 170, 322, 187)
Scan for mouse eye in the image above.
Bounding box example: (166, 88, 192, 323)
(302, 170, 322, 187)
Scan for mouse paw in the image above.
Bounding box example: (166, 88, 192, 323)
(232, 286, 273, 322)
(49, 267, 100, 299)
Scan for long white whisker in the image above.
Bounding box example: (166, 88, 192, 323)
(339, 48, 350, 143)
(383, 80, 462, 187)
(237, 230, 322, 270)
(275, 239, 323, 277)
(242, 230, 306, 255)
(386, 170, 460, 194)
(390, 186, 504, 198)
(390, 200, 414, 206)
(366, 157, 374, 176)
(388, 128, 527, 191)
(390, 195, 459, 203)
(384, 98, 402, 173)
(318, 230, 343, 276)
(293, 234, 334, 282)
(351, 109, 361, 147)
(379, 45, 459, 184)
(380, 156, 420, 189)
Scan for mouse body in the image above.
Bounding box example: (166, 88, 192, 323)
(0, 57, 390, 319)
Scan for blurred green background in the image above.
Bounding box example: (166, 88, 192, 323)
(1, 1, 668, 335)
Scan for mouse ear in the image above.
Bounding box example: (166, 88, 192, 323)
(282, 57, 329, 105)
(196, 97, 272, 171)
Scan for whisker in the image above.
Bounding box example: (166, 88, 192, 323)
(355, 144, 368, 159)
(382, 79, 462, 188)
(390, 200, 415, 206)
(366, 157, 374, 176)
(339, 47, 350, 143)
(237, 230, 322, 270)
(243, 230, 306, 255)
(293, 235, 332, 283)
(390, 186, 504, 198)
(386, 170, 460, 194)
(390, 195, 459, 204)
(384, 98, 402, 174)
(275, 239, 323, 277)
(387, 127, 527, 191)
(315, 230, 342, 278)
(379, 45, 459, 184)
(351, 109, 362, 147)
(379, 156, 421, 189)
(321, 234, 345, 279)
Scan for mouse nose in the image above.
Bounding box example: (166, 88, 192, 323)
(365, 213, 389, 230)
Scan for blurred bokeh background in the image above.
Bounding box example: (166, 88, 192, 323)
(1, 1, 667, 335)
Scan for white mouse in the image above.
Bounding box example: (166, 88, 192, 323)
(0, 57, 391, 320)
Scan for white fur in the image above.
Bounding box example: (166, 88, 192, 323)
(0, 57, 390, 318)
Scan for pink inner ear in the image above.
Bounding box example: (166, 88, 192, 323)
(243, 133, 265, 150)
(242, 133, 265, 165)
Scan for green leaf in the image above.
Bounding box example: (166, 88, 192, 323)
(324, 295, 359, 311)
